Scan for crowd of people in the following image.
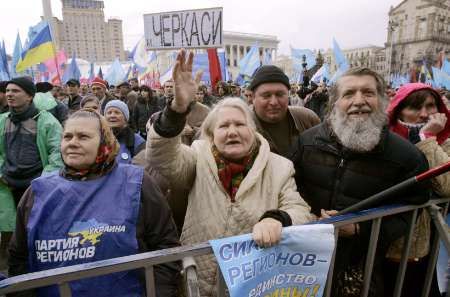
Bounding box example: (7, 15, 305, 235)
(0, 48, 449, 297)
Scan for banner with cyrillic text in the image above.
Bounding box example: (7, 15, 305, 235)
(144, 7, 223, 50)
(209, 224, 335, 297)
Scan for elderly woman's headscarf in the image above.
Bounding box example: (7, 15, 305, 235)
(62, 108, 120, 180)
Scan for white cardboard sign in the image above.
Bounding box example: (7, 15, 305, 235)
(144, 7, 223, 50)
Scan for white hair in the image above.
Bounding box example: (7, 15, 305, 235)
(329, 102, 387, 152)
(200, 97, 257, 142)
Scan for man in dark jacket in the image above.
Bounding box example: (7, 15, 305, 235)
(304, 83, 329, 121)
(66, 79, 82, 114)
(157, 79, 175, 110)
(117, 81, 138, 118)
(292, 67, 430, 296)
(132, 85, 160, 138)
(248, 65, 321, 158)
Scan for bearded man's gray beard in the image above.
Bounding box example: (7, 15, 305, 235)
(329, 107, 387, 152)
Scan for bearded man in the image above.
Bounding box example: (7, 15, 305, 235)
(291, 68, 430, 297)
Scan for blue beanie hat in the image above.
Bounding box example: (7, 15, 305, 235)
(105, 100, 129, 121)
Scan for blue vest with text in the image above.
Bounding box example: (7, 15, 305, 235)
(27, 164, 144, 297)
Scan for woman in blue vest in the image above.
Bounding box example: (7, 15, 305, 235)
(104, 100, 145, 164)
(8, 109, 180, 297)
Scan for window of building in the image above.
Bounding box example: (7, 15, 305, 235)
(233, 59, 237, 67)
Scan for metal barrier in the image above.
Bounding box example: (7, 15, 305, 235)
(0, 198, 449, 297)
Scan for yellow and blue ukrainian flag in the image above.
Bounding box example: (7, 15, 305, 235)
(16, 23, 55, 72)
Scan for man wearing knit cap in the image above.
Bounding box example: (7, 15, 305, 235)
(66, 79, 83, 114)
(91, 77, 115, 114)
(0, 77, 63, 269)
(104, 100, 145, 164)
(248, 65, 320, 158)
(0, 77, 63, 202)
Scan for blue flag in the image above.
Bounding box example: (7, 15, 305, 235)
(218, 51, 230, 82)
(88, 62, 95, 82)
(239, 44, 261, 77)
(11, 33, 24, 78)
(432, 67, 450, 89)
(311, 64, 330, 84)
(105, 59, 125, 86)
(61, 52, 81, 84)
(0, 41, 10, 80)
(332, 38, 349, 72)
(191, 52, 228, 85)
(124, 64, 132, 81)
(291, 48, 316, 71)
(97, 67, 103, 79)
(442, 58, 450, 76)
(210, 225, 335, 297)
(262, 49, 273, 66)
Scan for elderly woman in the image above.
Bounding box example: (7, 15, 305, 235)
(146, 50, 312, 296)
(385, 83, 449, 297)
(105, 100, 145, 164)
(8, 109, 180, 297)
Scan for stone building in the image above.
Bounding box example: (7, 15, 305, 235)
(223, 31, 279, 79)
(323, 45, 385, 74)
(43, 0, 126, 62)
(386, 0, 450, 77)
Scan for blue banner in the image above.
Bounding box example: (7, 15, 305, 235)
(210, 225, 335, 297)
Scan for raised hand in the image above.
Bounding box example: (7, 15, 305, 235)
(171, 49, 203, 113)
(420, 113, 447, 136)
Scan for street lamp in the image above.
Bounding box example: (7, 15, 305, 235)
(387, 20, 399, 81)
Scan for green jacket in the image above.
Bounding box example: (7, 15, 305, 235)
(0, 110, 63, 231)
(0, 110, 63, 174)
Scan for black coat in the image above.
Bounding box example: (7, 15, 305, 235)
(292, 123, 430, 218)
(67, 94, 82, 113)
(291, 122, 430, 296)
(131, 98, 161, 134)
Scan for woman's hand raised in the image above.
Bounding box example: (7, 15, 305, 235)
(170, 49, 203, 113)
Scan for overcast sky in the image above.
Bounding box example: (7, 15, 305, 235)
(1, 0, 403, 55)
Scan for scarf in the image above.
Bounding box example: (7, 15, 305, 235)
(62, 109, 120, 180)
(212, 141, 259, 202)
(397, 120, 426, 145)
(9, 103, 39, 124)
